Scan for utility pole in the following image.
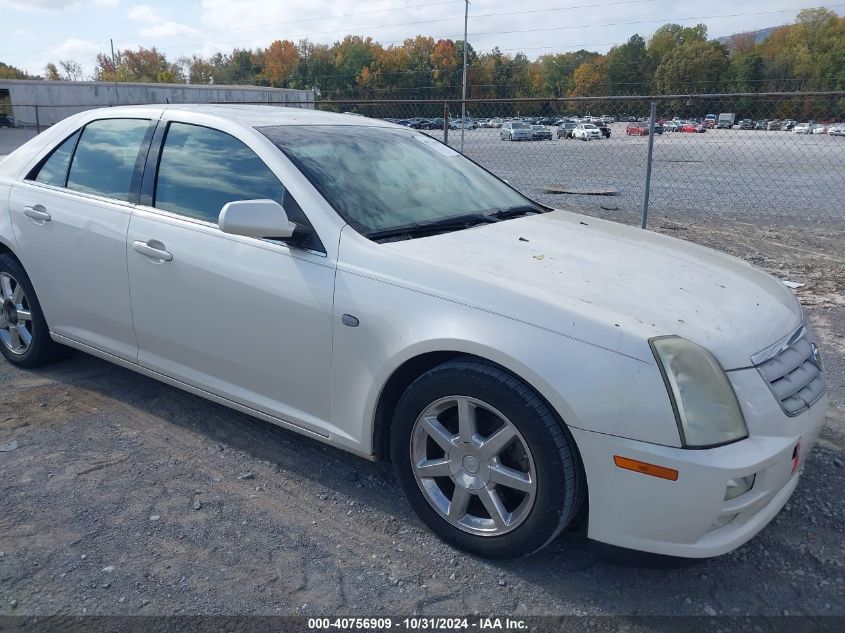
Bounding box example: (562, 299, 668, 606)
(110, 39, 119, 105)
(461, 0, 469, 152)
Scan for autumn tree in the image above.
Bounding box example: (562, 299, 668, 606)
(1, 62, 38, 80)
(263, 40, 299, 87)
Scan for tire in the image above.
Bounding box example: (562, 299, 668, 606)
(0, 254, 67, 368)
(390, 357, 584, 559)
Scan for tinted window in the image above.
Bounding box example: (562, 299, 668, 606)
(67, 119, 149, 201)
(155, 122, 289, 224)
(31, 130, 80, 187)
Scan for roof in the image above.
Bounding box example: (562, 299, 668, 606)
(107, 104, 394, 128)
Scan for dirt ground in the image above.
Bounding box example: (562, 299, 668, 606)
(0, 217, 843, 618)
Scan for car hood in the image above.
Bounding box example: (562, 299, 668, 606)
(377, 211, 802, 369)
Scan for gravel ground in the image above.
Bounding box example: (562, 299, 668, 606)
(0, 219, 843, 618)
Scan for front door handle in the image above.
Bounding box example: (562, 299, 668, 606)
(133, 240, 173, 262)
(23, 205, 51, 222)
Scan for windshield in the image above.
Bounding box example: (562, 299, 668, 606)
(511, 122, 530, 129)
(260, 125, 540, 235)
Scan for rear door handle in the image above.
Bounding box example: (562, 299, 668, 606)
(133, 240, 173, 262)
(23, 205, 51, 222)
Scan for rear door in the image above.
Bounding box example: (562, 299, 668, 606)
(8, 117, 154, 360)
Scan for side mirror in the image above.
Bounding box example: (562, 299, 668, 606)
(218, 199, 296, 239)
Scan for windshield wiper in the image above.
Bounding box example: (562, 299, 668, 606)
(489, 205, 543, 220)
(366, 213, 499, 242)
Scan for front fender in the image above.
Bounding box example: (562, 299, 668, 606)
(329, 266, 681, 456)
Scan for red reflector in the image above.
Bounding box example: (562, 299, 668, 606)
(791, 441, 801, 474)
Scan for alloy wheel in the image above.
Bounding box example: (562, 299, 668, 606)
(0, 272, 33, 355)
(410, 396, 537, 536)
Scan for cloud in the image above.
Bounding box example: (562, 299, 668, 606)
(128, 4, 199, 37)
(52, 37, 101, 59)
(0, 0, 117, 10)
(127, 3, 159, 22)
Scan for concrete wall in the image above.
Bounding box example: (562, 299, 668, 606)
(0, 80, 314, 128)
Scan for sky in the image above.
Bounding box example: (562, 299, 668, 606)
(1, 0, 840, 78)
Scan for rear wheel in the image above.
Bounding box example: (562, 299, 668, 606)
(391, 358, 584, 559)
(0, 255, 67, 368)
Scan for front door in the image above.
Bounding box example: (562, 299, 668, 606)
(126, 121, 336, 436)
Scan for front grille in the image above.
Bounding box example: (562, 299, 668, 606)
(754, 328, 826, 416)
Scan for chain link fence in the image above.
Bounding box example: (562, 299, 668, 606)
(317, 93, 845, 229)
(2, 93, 843, 230)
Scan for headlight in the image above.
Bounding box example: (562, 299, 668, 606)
(650, 336, 748, 448)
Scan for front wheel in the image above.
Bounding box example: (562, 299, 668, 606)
(390, 358, 584, 559)
(0, 254, 67, 367)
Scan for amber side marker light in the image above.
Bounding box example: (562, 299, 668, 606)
(613, 456, 679, 481)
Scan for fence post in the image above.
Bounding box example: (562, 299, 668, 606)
(35, 105, 41, 134)
(443, 102, 449, 145)
(641, 101, 657, 229)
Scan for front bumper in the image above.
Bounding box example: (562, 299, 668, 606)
(571, 388, 826, 558)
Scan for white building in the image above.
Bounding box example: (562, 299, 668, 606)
(0, 79, 314, 129)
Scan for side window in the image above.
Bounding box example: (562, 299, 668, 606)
(28, 130, 81, 187)
(67, 119, 150, 202)
(155, 122, 306, 226)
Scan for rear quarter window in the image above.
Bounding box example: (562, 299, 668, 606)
(26, 130, 81, 187)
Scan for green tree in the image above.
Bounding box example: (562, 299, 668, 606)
(605, 35, 650, 94)
(653, 40, 729, 94)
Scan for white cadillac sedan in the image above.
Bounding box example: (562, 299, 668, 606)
(0, 105, 827, 559)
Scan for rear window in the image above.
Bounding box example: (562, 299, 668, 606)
(66, 119, 150, 201)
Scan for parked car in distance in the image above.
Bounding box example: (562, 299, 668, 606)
(766, 120, 782, 131)
(450, 118, 477, 130)
(599, 115, 614, 124)
(736, 119, 754, 130)
(703, 114, 717, 128)
(0, 114, 13, 128)
(717, 113, 735, 129)
(828, 123, 845, 136)
(489, 118, 503, 128)
(0, 104, 827, 561)
(573, 123, 602, 140)
(531, 125, 553, 140)
(754, 120, 769, 130)
(781, 120, 797, 131)
(680, 122, 706, 133)
(793, 122, 811, 134)
(626, 122, 649, 136)
(811, 124, 828, 134)
(557, 122, 577, 139)
(500, 120, 533, 141)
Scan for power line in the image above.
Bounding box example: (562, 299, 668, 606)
(112, 0, 464, 44)
(114, 0, 658, 46)
(468, 5, 845, 37)
(0, 0, 738, 60)
(108, 3, 845, 59)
